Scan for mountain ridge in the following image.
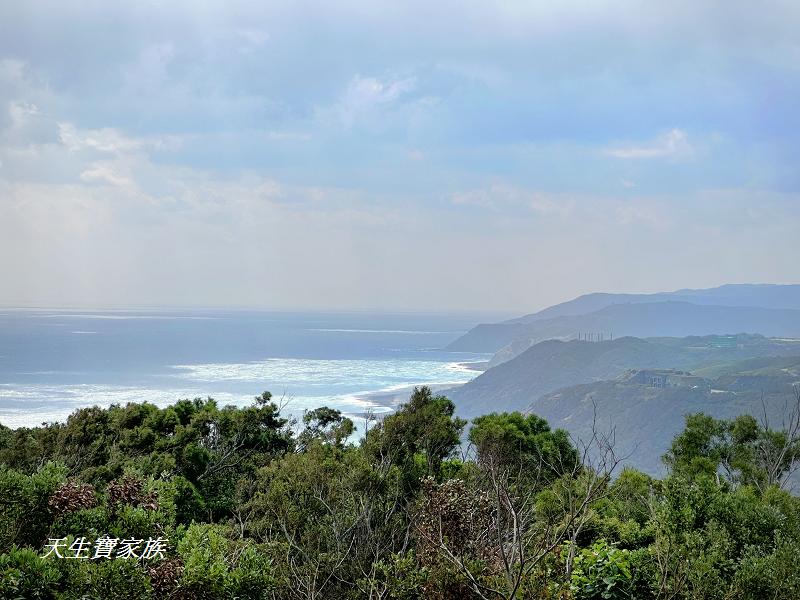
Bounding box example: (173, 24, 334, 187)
(447, 285, 800, 362)
(505, 283, 800, 324)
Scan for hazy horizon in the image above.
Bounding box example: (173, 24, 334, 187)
(2, 2, 799, 312)
(1, 281, 799, 316)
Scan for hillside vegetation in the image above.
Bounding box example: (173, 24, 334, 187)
(530, 357, 800, 474)
(449, 335, 800, 417)
(3, 387, 800, 599)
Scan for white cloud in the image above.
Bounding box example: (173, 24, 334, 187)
(349, 75, 416, 106)
(615, 200, 672, 230)
(1, 2, 799, 310)
(451, 183, 681, 233)
(8, 101, 39, 128)
(331, 75, 417, 126)
(79, 163, 134, 188)
(58, 123, 144, 154)
(605, 128, 692, 159)
(57, 122, 181, 155)
(451, 184, 573, 217)
(0, 58, 25, 82)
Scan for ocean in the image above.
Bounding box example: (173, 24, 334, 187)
(0, 309, 496, 429)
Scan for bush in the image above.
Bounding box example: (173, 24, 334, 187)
(176, 523, 230, 598)
(0, 546, 60, 599)
(225, 543, 276, 598)
(570, 540, 634, 600)
(57, 557, 152, 600)
(367, 551, 428, 600)
(0, 463, 66, 550)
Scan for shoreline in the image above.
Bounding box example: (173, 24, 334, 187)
(347, 359, 487, 416)
(349, 381, 469, 417)
(456, 360, 489, 372)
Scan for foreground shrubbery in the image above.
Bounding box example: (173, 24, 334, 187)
(1, 386, 800, 599)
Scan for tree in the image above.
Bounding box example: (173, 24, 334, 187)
(364, 386, 466, 480)
(297, 407, 355, 450)
(664, 387, 800, 491)
(469, 412, 578, 485)
(417, 413, 621, 599)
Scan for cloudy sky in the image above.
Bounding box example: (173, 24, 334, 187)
(1, 1, 798, 312)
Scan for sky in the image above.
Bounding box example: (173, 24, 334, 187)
(1, 1, 799, 313)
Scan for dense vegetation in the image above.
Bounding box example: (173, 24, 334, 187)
(2, 386, 800, 599)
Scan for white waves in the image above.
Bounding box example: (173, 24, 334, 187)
(171, 358, 474, 388)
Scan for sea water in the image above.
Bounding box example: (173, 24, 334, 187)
(0, 309, 496, 428)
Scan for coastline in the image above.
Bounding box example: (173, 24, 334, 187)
(348, 360, 487, 416)
(456, 360, 489, 372)
(350, 381, 467, 414)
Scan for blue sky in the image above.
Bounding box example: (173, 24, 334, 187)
(1, 1, 798, 311)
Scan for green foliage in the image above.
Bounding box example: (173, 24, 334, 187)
(52, 506, 108, 540)
(177, 523, 276, 599)
(367, 551, 428, 600)
(470, 411, 578, 482)
(298, 406, 355, 450)
(177, 523, 231, 597)
(570, 540, 634, 599)
(0, 546, 60, 599)
(0, 462, 66, 550)
(731, 535, 800, 598)
(164, 475, 206, 525)
(224, 544, 276, 599)
(1, 391, 800, 598)
(58, 558, 152, 600)
(364, 386, 466, 479)
(664, 412, 800, 490)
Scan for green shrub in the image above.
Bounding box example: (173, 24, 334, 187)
(570, 540, 634, 600)
(225, 543, 276, 598)
(57, 557, 151, 600)
(0, 546, 60, 599)
(0, 463, 66, 550)
(176, 522, 230, 598)
(731, 537, 800, 599)
(367, 551, 428, 600)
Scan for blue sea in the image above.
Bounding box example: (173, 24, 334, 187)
(0, 309, 497, 429)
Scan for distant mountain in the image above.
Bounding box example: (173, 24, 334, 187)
(526, 357, 800, 475)
(448, 334, 800, 419)
(449, 302, 800, 361)
(507, 284, 800, 324)
(447, 284, 800, 356)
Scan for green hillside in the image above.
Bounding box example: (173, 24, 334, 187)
(448, 334, 800, 419)
(528, 358, 800, 475)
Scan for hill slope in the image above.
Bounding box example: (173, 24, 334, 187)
(527, 358, 800, 475)
(448, 334, 800, 418)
